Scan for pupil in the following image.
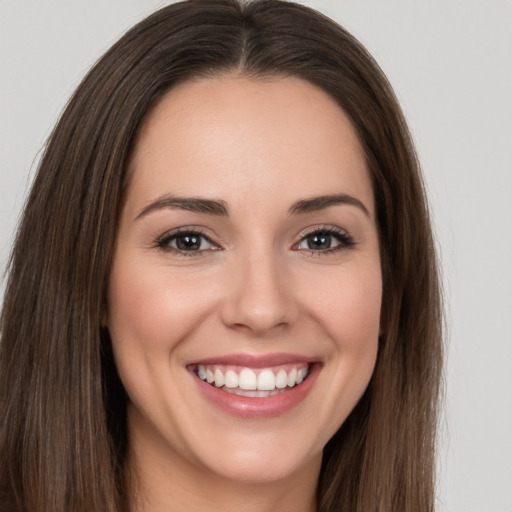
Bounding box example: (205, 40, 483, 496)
(307, 233, 331, 250)
(176, 234, 200, 251)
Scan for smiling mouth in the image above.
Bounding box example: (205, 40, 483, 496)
(191, 363, 311, 397)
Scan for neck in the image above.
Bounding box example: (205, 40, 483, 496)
(129, 466, 319, 512)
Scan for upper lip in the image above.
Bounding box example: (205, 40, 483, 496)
(186, 352, 318, 368)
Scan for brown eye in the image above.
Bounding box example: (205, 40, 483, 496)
(175, 233, 203, 251)
(158, 231, 217, 253)
(304, 233, 334, 250)
(295, 228, 354, 253)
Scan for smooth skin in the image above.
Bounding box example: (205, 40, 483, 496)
(107, 75, 382, 512)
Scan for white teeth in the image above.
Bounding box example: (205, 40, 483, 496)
(224, 370, 238, 389)
(214, 369, 224, 388)
(257, 369, 276, 391)
(287, 368, 297, 387)
(223, 388, 282, 398)
(296, 368, 307, 384)
(238, 368, 257, 390)
(275, 369, 288, 389)
(196, 364, 310, 392)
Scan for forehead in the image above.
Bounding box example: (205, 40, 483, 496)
(127, 74, 374, 217)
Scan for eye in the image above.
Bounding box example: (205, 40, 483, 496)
(157, 229, 218, 254)
(294, 227, 354, 253)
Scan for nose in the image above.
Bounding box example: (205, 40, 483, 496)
(219, 249, 298, 337)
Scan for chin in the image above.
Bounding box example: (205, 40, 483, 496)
(199, 441, 321, 485)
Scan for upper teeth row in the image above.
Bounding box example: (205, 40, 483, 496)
(197, 365, 308, 391)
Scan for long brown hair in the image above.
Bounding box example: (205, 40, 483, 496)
(0, 1, 443, 510)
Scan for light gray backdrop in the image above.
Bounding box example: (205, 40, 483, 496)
(1, 1, 511, 510)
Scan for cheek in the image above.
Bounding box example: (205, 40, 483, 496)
(310, 263, 382, 348)
(106, 261, 215, 422)
(108, 270, 171, 354)
(108, 260, 213, 354)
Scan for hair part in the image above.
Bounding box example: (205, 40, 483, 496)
(0, 1, 443, 510)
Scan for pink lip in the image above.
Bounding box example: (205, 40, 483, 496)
(187, 356, 321, 419)
(187, 352, 314, 368)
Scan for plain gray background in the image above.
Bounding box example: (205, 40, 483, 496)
(1, 1, 511, 510)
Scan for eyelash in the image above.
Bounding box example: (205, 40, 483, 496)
(155, 225, 355, 257)
(293, 226, 355, 255)
(155, 227, 218, 257)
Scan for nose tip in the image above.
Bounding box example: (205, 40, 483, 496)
(219, 257, 297, 337)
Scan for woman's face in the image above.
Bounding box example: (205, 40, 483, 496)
(108, 75, 382, 486)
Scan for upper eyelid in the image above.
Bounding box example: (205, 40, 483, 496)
(157, 226, 214, 241)
(295, 224, 351, 239)
(293, 225, 355, 250)
(156, 227, 218, 249)
(154, 224, 353, 249)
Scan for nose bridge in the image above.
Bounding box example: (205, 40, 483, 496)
(220, 242, 296, 335)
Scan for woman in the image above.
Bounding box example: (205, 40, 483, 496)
(0, 1, 443, 511)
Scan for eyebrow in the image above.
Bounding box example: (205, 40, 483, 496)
(288, 194, 370, 217)
(136, 195, 228, 219)
(135, 192, 369, 220)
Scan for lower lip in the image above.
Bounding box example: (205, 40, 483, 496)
(190, 364, 320, 419)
